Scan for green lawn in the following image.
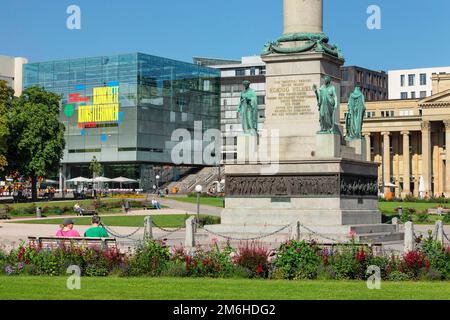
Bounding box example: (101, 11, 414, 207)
(0, 277, 449, 300)
(378, 201, 448, 214)
(9, 214, 215, 228)
(167, 196, 224, 208)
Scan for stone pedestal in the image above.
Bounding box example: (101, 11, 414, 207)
(316, 134, 341, 158)
(261, 52, 343, 162)
(345, 138, 367, 161)
(237, 135, 258, 163)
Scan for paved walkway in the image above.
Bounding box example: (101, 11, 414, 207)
(158, 198, 223, 217)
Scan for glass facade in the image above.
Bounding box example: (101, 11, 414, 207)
(23, 53, 221, 187)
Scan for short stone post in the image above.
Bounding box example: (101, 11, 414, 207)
(291, 221, 301, 241)
(404, 221, 415, 252)
(185, 216, 196, 248)
(392, 217, 399, 232)
(144, 216, 153, 240)
(435, 220, 444, 245)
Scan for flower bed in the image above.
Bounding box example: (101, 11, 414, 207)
(1, 237, 449, 280)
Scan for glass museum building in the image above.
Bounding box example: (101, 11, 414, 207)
(23, 53, 221, 190)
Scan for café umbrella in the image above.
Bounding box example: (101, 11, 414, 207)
(111, 176, 138, 189)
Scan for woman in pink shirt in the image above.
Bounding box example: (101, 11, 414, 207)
(56, 218, 81, 237)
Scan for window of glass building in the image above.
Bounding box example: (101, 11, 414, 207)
(400, 75, 405, 87)
(235, 68, 245, 76)
(411, 92, 416, 99)
(257, 96, 265, 105)
(420, 91, 427, 98)
(401, 92, 408, 99)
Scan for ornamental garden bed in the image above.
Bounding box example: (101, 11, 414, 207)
(1, 236, 449, 281)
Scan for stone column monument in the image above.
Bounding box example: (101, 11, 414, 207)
(208, 0, 403, 244)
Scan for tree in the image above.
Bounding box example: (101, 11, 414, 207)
(0, 80, 14, 173)
(7, 86, 65, 200)
(89, 156, 103, 178)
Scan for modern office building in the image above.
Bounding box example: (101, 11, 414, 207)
(340, 66, 388, 103)
(340, 72, 450, 198)
(388, 66, 450, 100)
(0, 55, 28, 96)
(195, 56, 267, 161)
(23, 52, 221, 190)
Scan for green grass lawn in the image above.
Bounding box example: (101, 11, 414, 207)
(167, 196, 224, 208)
(8, 214, 215, 228)
(378, 201, 448, 214)
(0, 277, 449, 300)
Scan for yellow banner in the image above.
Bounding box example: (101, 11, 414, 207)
(78, 86, 119, 123)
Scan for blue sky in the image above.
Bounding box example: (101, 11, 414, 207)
(0, 0, 448, 71)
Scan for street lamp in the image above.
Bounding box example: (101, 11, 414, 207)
(155, 175, 160, 195)
(195, 184, 203, 223)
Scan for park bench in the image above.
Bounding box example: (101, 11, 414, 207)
(76, 204, 97, 216)
(142, 199, 157, 210)
(28, 236, 117, 250)
(427, 208, 450, 215)
(0, 207, 11, 220)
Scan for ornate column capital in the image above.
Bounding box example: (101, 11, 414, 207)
(444, 120, 450, 130)
(421, 121, 431, 131)
(363, 132, 371, 137)
(381, 131, 391, 137)
(401, 131, 410, 136)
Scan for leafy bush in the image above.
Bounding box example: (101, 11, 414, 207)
(128, 240, 171, 276)
(443, 213, 450, 223)
(272, 240, 321, 280)
(197, 215, 221, 227)
(416, 212, 429, 223)
(399, 212, 412, 223)
(234, 243, 269, 278)
(388, 270, 412, 281)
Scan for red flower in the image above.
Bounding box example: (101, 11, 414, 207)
(356, 247, 365, 263)
(425, 260, 431, 269)
(256, 265, 264, 274)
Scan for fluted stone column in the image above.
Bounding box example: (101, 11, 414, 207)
(421, 121, 432, 195)
(364, 133, 371, 162)
(444, 120, 450, 196)
(283, 0, 323, 34)
(402, 131, 411, 197)
(382, 132, 391, 194)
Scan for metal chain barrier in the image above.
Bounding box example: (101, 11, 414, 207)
(198, 221, 293, 242)
(101, 223, 143, 239)
(296, 222, 343, 243)
(151, 220, 185, 233)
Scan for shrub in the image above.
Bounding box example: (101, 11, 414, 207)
(416, 212, 429, 223)
(128, 240, 170, 276)
(197, 215, 221, 227)
(272, 240, 321, 280)
(443, 213, 450, 223)
(400, 212, 412, 223)
(388, 270, 412, 281)
(399, 251, 426, 278)
(328, 245, 375, 280)
(234, 242, 269, 278)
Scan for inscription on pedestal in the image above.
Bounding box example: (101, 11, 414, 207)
(267, 79, 315, 118)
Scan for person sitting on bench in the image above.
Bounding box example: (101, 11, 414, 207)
(151, 198, 162, 210)
(56, 219, 81, 237)
(73, 203, 84, 215)
(84, 215, 109, 238)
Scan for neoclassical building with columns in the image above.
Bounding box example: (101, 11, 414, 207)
(340, 73, 450, 198)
